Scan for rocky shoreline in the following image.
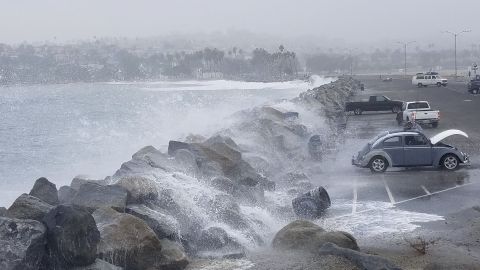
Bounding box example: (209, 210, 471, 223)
(0, 77, 406, 270)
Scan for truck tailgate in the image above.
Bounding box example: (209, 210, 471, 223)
(414, 110, 439, 120)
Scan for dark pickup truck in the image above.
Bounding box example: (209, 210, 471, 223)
(467, 75, 480, 94)
(345, 95, 403, 115)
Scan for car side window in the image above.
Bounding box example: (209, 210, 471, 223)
(383, 136, 402, 147)
(404, 135, 428, 146)
(432, 76, 436, 79)
(426, 76, 431, 79)
(417, 76, 424, 79)
(376, 96, 386, 102)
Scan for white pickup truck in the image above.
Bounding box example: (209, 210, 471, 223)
(396, 101, 440, 128)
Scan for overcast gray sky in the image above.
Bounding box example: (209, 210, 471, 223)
(1, 0, 479, 47)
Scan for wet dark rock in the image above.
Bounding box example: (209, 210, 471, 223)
(0, 207, 7, 217)
(210, 176, 236, 194)
(198, 227, 243, 251)
(318, 243, 401, 270)
(0, 217, 46, 270)
(58, 185, 77, 204)
(7, 193, 53, 221)
(174, 149, 199, 174)
(126, 204, 179, 240)
(43, 205, 100, 268)
(292, 186, 331, 219)
(308, 135, 323, 160)
(71, 259, 123, 270)
(92, 207, 168, 270)
(71, 182, 128, 212)
(131, 145, 161, 160)
(115, 176, 158, 204)
(71, 175, 107, 191)
(168, 140, 192, 156)
(272, 220, 359, 251)
(29, 177, 59, 205)
(158, 239, 189, 270)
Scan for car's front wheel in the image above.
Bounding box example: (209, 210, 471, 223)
(436, 82, 442, 87)
(369, 156, 388, 173)
(441, 154, 460, 171)
(354, 108, 362, 115)
(473, 89, 479, 95)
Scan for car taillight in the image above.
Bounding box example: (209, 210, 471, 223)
(411, 112, 416, 120)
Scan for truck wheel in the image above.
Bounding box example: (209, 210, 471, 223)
(417, 83, 423, 88)
(392, 106, 401, 113)
(432, 122, 438, 128)
(369, 156, 388, 173)
(354, 108, 362, 115)
(441, 154, 459, 171)
(436, 82, 442, 87)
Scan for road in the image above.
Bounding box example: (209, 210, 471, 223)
(316, 76, 480, 230)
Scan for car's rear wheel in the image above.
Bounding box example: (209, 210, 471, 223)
(354, 108, 362, 115)
(417, 83, 423, 88)
(436, 82, 442, 87)
(441, 154, 459, 171)
(473, 89, 479, 94)
(369, 156, 388, 173)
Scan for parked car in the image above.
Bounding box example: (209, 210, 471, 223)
(345, 95, 403, 115)
(412, 73, 448, 87)
(396, 101, 440, 128)
(352, 129, 470, 172)
(467, 75, 480, 94)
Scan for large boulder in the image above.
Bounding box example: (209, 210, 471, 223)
(93, 207, 187, 270)
(272, 220, 359, 251)
(292, 187, 331, 219)
(71, 182, 128, 212)
(318, 243, 401, 270)
(157, 239, 189, 270)
(126, 204, 179, 240)
(29, 177, 59, 205)
(197, 227, 244, 258)
(0, 207, 7, 217)
(0, 217, 46, 270)
(7, 193, 53, 221)
(71, 175, 107, 190)
(115, 176, 158, 204)
(42, 205, 100, 268)
(58, 185, 77, 204)
(71, 259, 123, 270)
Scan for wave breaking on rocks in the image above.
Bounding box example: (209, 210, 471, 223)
(1, 77, 362, 269)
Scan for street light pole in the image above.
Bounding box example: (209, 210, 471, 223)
(443, 30, 471, 79)
(397, 41, 416, 78)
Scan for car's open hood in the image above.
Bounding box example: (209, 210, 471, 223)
(430, 129, 468, 144)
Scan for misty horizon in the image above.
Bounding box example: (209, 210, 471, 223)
(2, 0, 479, 50)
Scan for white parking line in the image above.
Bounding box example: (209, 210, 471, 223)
(352, 178, 357, 214)
(421, 185, 431, 195)
(383, 178, 396, 205)
(394, 182, 476, 205)
(327, 182, 478, 221)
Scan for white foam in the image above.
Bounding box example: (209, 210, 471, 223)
(107, 78, 334, 92)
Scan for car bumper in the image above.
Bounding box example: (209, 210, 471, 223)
(462, 154, 471, 166)
(352, 155, 367, 167)
(415, 119, 439, 124)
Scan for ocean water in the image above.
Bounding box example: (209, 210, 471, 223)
(0, 79, 332, 207)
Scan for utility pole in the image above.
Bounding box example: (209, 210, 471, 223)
(443, 30, 471, 79)
(397, 41, 416, 78)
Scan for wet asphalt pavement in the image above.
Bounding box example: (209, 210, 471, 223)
(321, 76, 480, 220)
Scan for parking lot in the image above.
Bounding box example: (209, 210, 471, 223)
(315, 76, 480, 230)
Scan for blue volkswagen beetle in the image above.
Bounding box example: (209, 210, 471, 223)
(352, 129, 470, 172)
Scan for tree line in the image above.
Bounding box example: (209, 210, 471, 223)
(0, 42, 300, 85)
